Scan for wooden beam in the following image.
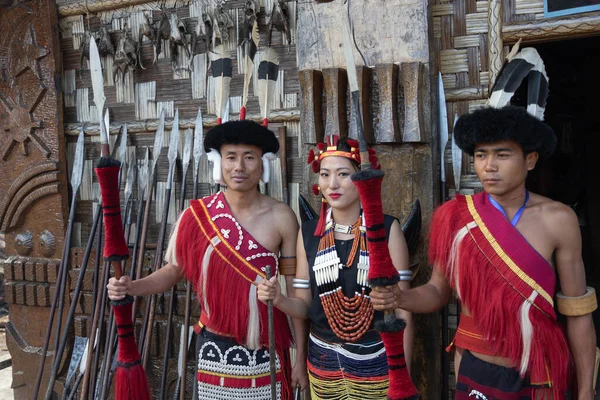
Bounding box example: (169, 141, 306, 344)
(375, 63, 400, 143)
(63, 109, 301, 136)
(502, 14, 600, 43)
(400, 62, 425, 143)
(444, 86, 488, 102)
(57, 0, 154, 16)
(299, 70, 324, 144)
(322, 68, 348, 139)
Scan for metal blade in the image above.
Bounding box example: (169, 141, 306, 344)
(118, 123, 128, 164)
(104, 108, 110, 140)
(342, 19, 359, 93)
(167, 109, 180, 189)
(71, 128, 85, 193)
(222, 99, 230, 123)
(89, 39, 106, 145)
(151, 109, 166, 180)
(182, 128, 192, 176)
(451, 113, 462, 192)
(140, 148, 149, 201)
(439, 72, 449, 183)
(124, 158, 135, 208)
(193, 107, 203, 185)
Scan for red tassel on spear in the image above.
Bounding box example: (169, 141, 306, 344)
(342, 17, 418, 400)
(90, 37, 150, 400)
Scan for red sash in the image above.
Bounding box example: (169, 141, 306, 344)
(175, 192, 293, 351)
(430, 192, 571, 398)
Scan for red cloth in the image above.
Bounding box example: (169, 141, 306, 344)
(95, 164, 129, 260)
(175, 192, 293, 350)
(430, 193, 571, 398)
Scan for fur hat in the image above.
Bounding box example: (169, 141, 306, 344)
(204, 120, 279, 155)
(204, 120, 279, 184)
(453, 106, 557, 159)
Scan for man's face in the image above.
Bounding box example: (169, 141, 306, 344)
(220, 143, 263, 192)
(473, 140, 539, 196)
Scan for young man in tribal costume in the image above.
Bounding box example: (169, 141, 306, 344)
(257, 136, 414, 399)
(371, 105, 597, 399)
(107, 120, 303, 400)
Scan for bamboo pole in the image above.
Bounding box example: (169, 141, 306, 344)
(488, 0, 503, 92)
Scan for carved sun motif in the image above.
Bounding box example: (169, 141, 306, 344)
(7, 23, 48, 83)
(0, 82, 49, 160)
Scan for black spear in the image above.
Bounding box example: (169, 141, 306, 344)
(160, 121, 191, 399)
(133, 110, 165, 333)
(141, 108, 180, 372)
(44, 133, 103, 399)
(174, 106, 204, 400)
(33, 128, 85, 400)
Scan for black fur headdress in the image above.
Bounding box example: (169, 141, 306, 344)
(204, 120, 279, 155)
(454, 45, 556, 159)
(454, 106, 556, 158)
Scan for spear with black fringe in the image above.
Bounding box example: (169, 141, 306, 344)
(257, 47, 279, 127)
(210, 44, 232, 125)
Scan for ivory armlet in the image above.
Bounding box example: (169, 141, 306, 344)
(556, 287, 598, 316)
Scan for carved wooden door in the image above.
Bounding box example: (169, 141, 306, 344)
(0, 0, 69, 398)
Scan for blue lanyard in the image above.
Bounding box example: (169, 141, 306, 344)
(488, 191, 529, 227)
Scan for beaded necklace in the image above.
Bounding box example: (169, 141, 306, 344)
(313, 207, 374, 342)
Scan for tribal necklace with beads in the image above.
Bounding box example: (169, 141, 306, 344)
(313, 207, 374, 342)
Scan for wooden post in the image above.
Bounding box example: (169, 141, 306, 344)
(299, 70, 324, 144)
(375, 64, 400, 143)
(323, 68, 348, 139)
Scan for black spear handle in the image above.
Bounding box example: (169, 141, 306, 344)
(80, 258, 111, 399)
(44, 202, 103, 399)
(141, 184, 173, 369)
(265, 265, 277, 400)
(133, 182, 154, 332)
(160, 285, 178, 399)
(33, 191, 78, 399)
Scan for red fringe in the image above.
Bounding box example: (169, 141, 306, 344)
(115, 365, 151, 400)
(430, 198, 571, 398)
(176, 200, 293, 350)
(112, 299, 150, 400)
(380, 331, 418, 400)
(239, 106, 247, 120)
(313, 200, 328, 237)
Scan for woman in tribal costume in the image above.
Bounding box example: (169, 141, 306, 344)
(258, 136, 414, 400)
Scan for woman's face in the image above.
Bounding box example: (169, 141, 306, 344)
(318, 156, 359, 210)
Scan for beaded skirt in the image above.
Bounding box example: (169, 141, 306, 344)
(307, 333, 389, 400)
(194, 329, 290, 400)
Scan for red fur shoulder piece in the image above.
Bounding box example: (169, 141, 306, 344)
(428, 198, 463, 271)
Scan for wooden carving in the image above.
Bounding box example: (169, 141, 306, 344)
(299, 69, 324, 144)
(400, 61, 425, 143)
(0, 0, 68, 398)
(348, 66, 374, 143)
(375, 63, 400, 143)
(323, 68, 348, 139)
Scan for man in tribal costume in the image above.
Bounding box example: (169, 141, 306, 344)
(371, 102, 597, 397)
(107, 120, 301, 399)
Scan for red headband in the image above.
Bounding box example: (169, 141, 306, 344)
(307, 135, 379, 173)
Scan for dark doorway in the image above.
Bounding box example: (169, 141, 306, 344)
(525, 36, 600, 341)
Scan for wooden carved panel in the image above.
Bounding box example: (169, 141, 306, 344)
(0, 0, 68, 398)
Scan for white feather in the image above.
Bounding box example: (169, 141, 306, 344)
(261, 152, 276, 183)
(207, 148, 223, 183)
(519, 291, 538, 376)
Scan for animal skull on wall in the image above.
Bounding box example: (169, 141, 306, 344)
(268, 0, 291, 47)
(113, 30, 137, 82)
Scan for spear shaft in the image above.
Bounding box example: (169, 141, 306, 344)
(34, 128, 85, 400)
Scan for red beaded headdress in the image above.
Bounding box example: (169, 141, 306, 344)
(307, 135, 379, 236)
